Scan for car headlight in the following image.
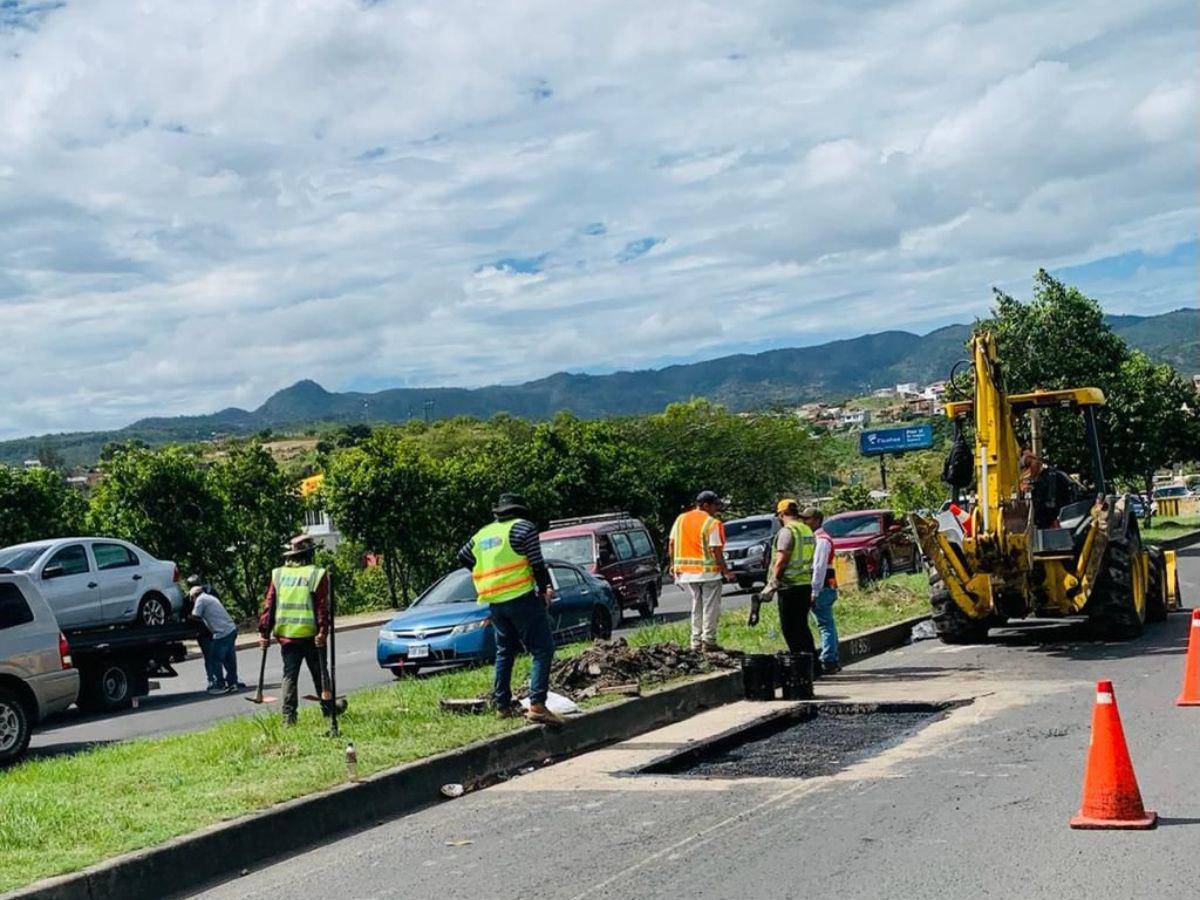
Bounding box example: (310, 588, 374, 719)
(747, 542, 767, 560)
(452, 618, 491, 635)
(379, 629, 398, 640)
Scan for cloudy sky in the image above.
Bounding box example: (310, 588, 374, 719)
(1, 0, 1195, 439)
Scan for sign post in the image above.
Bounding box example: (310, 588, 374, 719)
(858, 425, 935, 493)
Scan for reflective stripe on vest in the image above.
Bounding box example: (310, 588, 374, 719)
(775, 521, 815, 587)
(671, 509, 722, 574)
(272, 564, 324, 639)
(471, 520, 536, 605)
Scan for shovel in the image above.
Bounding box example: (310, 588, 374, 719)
(245, 644, 277, 704)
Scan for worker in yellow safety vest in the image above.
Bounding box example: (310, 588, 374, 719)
(457, 493, 562, 724)
(756, 499, 819, 663)
(668, 490, 731, 653)
(258, 535, 332, 725)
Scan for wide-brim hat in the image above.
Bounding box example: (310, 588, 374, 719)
(282, 534, 317, 558)
(492, 493, 530, 517)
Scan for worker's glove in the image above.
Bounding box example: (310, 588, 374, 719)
(258, 636, 270, 649)
(760, 582, 778, 601)
(315, 633, 327, 648)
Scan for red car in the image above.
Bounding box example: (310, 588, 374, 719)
(821, 509, 920, 580)
(539, 514, 662, 621)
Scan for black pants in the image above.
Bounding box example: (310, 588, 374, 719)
(777, 585, 816, 658)
(280, 639, 331, 723)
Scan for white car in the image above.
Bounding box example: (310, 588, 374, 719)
(0, 538, 184, 630)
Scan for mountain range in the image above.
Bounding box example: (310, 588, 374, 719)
(5, 307, 1195, 468)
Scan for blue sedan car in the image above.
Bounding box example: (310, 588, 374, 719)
(377, 560, 620, 677)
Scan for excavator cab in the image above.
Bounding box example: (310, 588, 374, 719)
(910, 331, 1180, 643)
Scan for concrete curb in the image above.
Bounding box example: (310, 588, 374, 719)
(1157, 529, 1200, 552)
(7, 616, 924, 900)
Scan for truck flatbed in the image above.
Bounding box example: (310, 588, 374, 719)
(65, 620, 204, 711)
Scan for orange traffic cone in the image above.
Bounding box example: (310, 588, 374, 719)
(1069, 680, 1156, 829)
(1175, 610, 1200, 706)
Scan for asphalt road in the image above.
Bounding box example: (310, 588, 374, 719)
(191, 547, 1200, 900)
(28, 582, 757, 757)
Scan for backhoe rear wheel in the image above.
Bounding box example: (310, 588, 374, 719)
(1145, 546, 1168, 624)
(929, 570, 990, 644)
(1087, 515, 1146, 640)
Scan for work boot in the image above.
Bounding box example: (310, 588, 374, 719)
(822, 660, 842, 675)
(525, 703, 566, 725)
(282, 716, 297, 728)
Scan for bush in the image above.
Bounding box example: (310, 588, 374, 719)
(316, 542, 396, 616)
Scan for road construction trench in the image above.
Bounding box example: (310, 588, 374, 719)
(635, 701, 962, 780)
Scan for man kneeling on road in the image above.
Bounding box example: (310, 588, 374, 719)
(458, 493, 562, 725)
(258, 535, 333, 726)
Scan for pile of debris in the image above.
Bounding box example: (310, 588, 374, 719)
(549, 638, 740, 700)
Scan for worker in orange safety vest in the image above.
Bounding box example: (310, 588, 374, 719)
(668, 490, 732, 652)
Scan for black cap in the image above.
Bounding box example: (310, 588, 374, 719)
(493, 493, 530, 517)
(695, 490, 720, 505)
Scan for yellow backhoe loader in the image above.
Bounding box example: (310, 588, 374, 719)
(910, 331, 1180, 642)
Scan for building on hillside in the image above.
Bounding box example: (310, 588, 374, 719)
(895, 383, 919, 397)
(840, 409, 870, 429)
(22, 459, 41, 470)
(871, 387, 895, 398)
(1193, 374, 1200, 392)
(299, 474, 341, 551)
(65, 469, 103, 493)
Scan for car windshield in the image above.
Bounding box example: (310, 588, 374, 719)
(1154, 487, 1186, 498)
(0, 544, 51, 571)
(822, 515, 882, 537)
(540, 535, 594, 566)
(411, 569, 477, 607)
(724, 520, 773, 541)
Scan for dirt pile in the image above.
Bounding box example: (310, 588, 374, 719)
(550, 638, 740, 699)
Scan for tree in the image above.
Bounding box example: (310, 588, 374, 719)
(88, 446, 230, 592)
(1105, 351, 1200, 522)
(208, 442, 304, 617)
(0, 466, 88, 547)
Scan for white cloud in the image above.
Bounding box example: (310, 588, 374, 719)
(0, 0, 1195, 438)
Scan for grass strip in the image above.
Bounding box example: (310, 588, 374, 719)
(1141, 516, 1200, 544)
(0, 576, 926, 893)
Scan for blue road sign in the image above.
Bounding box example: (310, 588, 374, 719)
(859, 424, 934, 456)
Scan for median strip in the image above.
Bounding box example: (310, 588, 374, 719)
(1, 576, 927, 898)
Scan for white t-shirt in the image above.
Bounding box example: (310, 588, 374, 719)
(676, 523, 726, 584)
(192, 592, 237, 640)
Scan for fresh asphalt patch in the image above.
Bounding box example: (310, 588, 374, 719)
(636, 700, 961, 779)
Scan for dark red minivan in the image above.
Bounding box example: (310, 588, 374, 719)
(540, 514, 662, 621)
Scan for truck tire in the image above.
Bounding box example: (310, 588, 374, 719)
(638, 584, 658, 619)
(1145, 546, 1168, 624)
(1087, 516, 1145, 640)
(929, 570, 990, 644)
(78, 662, 134, 712)
(0, 687, 32, 766)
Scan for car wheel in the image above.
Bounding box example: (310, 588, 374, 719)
(637, 585, 657, 618)
(0, 688, 32, 766)
(878, 554, 893, 580)
(392, 666, 419, 679)
(590, 606, 614, 641)
(736, 576, 755, 592)
(79, 663, 133, 712)
(138, 593, 170, 627)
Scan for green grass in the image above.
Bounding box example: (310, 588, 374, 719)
(0, 577, 926, 893)
(1142, 516, 1200, 544)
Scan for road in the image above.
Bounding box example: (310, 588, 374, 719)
(28, 582, 757, 757)
(191, 546, 1200, 900)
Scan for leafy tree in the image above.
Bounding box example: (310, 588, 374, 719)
(88, 446, 230, 592)
(826, 482, 873, 514)
(0, 467, 88, 547)
(208, 442, 304, 617)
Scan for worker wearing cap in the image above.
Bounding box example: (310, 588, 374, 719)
(457, 493, 562, 725)
(258, 535, 332, 725)
(761, 499, 818, 660)
(668, 490, 731, 652)
(800, 507, 840, 674)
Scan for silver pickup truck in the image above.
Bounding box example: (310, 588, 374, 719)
(0, 572, 79, 765)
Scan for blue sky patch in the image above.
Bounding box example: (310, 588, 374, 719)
(357, 146, 387, 162)
(583, 222, 606, 236)
(1054, 239, 1197, 282)
(616, 237, 661, 263)
(479, 254, 547, 275)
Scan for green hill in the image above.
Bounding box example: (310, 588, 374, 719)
(4, 308, 1194, 468)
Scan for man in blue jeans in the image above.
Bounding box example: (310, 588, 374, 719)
(800, 507, 840, 674)
(188, 584, 245, 693)
(458, 493, 562, 724)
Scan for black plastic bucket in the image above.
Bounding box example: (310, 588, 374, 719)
(775, 651, 814, 700)
(741, 654, 777, 701)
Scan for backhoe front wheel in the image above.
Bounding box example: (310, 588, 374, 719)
(929, 571, 990, 644)
(1087, 516, 1146, 640)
